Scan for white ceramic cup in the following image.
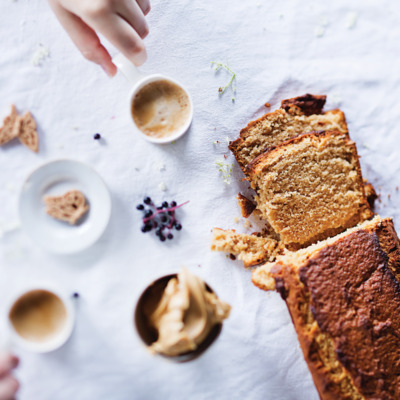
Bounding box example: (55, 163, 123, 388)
(113, 53, 193, 144)
(7, 286, 75, 353)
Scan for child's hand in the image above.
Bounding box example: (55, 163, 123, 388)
(48, 0, 151, 77)
(0, 353, 19, 400)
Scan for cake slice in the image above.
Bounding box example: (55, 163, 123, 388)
(247, 130, 373, 249)
(44, 190, 89, 225)
(252, 216, 400, 400)
(229, 94, 348, 173)
(0, 105, 21, 146)
(211, 228, 281, 267)
(18, 111, 39, 153)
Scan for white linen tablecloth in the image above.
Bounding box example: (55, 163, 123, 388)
(1, 0, 400, 399)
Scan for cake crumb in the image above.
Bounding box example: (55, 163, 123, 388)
(158, 182, 167, 191)
(264, 102, 271, 108)
(244, 220, 252, 228)
(31, 43, 50, 67)
(234, 217, 240, 223)
(156, 162, 166, 172)
(315, 26, 325, 37)
(346, 12, 358, 29)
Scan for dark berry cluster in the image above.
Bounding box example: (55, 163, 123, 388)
(136, 197, 188, 241)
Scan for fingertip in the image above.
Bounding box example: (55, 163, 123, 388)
(101, 62, 118, 78)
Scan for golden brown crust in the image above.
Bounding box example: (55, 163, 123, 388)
(237, 193, 256, 218)
(281, 94, 327, 116)
(229, 95, 348, 174)
(258, 218, 400, 400)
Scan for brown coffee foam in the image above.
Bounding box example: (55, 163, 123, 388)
(131, 79, 190, 139)
(9, 290, 67, 343)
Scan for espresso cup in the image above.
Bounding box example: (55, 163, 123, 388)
(7, 286, 75, 353)
(113, 54, 193, 144)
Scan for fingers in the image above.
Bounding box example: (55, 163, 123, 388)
(136, 0, 151, 16)
(48, 0, 117, 76)
(116, 0, 149, 38)
(0, 375, 19, 400)
(84, 12, 147, 66)
(0, 354, 19, 378)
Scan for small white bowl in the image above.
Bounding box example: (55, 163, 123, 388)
(19, 159, 111, 254)
(7, 285, 75, 353)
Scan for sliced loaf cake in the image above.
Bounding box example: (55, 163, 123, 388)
(252, 216, 400, 400)
(246, 130, 373, 249)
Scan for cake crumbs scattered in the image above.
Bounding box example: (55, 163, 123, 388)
(158, 182, 167, 191)
(156, 162, 166, 172)
(234, 217, 240, 223)
(315, 26, 325, 38)
(243, 220, 252, 229)
(229, 254, 236, 260)
(31, 43, 50, 67)
(216, 160, 233, 184)
(224, 155, 228, 159)
(346, 12, 358, 29)
(264, 102, 271, 108)
(5, 183, 15, 192)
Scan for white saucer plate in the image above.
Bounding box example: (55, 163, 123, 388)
(19, 160, 112, 254)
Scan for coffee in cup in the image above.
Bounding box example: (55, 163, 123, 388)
(131, 79, 191, 139)
(8, 288, 74, 352)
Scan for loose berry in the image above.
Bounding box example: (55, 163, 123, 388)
(160, 235, 166, 242)
(144, 210, 153, 218)
(73, 292, 80, 298)
(175, 224, 182, 231)
(136, 204, 144, 210)
(93, 133, 101, 140)
(144, 197, 152, 205)
(167, 233, 173, 240)
(141, 225, 149, 233)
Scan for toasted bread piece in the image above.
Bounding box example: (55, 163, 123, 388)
(44, 190, 89, 225)
(246, 130, 373, 249)
(229, 95, 348, 173)
(18, 111, 39, 153)
(252, 216, 400, 400)
(0, 105, 21, 146)
(211, 228, 282, 267)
